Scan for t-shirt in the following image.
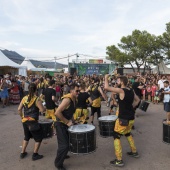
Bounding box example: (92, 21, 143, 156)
(158, 79, 165, 89)
(42, 88, 56, 109)
(77, 92, 90, 109)
(163, 86, 170, 103)
(56, 86, 61, 92)
(132, 82, 141, 97)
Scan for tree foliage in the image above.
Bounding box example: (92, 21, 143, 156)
(106, 22, 170, 72)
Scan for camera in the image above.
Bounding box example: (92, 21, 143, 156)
(158, 88, 164, 93)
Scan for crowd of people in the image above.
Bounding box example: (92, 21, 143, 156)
(1, 71, 170, 169)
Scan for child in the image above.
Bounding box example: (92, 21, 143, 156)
(154, 84, 159, 104)
(151, 83, 157, 103)
(146, 83, 152, 102)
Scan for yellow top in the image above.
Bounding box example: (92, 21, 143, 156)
(21, 95, 39, 123)
(88, 85, 101, 107)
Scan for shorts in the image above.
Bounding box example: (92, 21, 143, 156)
(56, 92, 60, 97)
(46, 109, 56, 121)
(114, 119, 134, 135)
(23, 121, 43, 142)
(164, 102, 170, 112)
(0, 91, 9, 99)
(154, 96, 159, 101)
(74, 108, 89, 124)
(91, 106, 101, 118)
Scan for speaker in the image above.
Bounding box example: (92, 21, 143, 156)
(117, 68, 123, 75)
(70, 68, 76, 75)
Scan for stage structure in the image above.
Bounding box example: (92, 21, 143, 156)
(69, 59, 116, 75)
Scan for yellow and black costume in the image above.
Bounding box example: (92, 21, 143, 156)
(22, 95, 43, 142)
(55, 93, 76, 168)
(74, 91, 90, 124)
(113, 88, 138, 161)
(88, 84, 101, 118)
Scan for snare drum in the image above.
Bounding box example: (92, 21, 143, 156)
(39, 119, 53, 139)
(68, 124, 96, 154)
(163, 121, 170, 144)
(98, 115, 118, 137)
(139, 101, 149, 112)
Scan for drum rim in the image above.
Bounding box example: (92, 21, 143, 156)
(38, 119, 53, 124)
(98, 115, 118, 121)
(69, 149, 96, 154)
(68, 124, 95, 133)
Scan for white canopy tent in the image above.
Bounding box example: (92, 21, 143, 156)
(0, 51, 27, 76)
(152, 61, 170, 74)
(20, 57, 36, 70)
(20, 57, 49, 72)
(0, 51, 22, 67)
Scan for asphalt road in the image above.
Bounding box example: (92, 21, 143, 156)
(0, 102, 170, 170)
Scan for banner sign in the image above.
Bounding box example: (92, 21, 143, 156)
(89, 59, 103, 64)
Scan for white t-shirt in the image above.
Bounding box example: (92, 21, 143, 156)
(163, 86, 170, 103)
(158, 79, 165, 89)
(6, 79, 12, 85)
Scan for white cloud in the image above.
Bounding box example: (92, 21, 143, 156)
(0, 0, 170, 64)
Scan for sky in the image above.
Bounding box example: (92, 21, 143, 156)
(0, 0, 170, 64)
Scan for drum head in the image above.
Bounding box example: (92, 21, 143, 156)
(39, 119, 53, 124)
(68, 124, 95, 133)
(98, 115, 118, 122)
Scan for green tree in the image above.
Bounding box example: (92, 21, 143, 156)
(162, 22, 170, 59)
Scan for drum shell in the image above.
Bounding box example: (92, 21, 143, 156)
(99, 120, 116, 137)
(98, 115, 117, 137)
(68, 126, 96, 154)
(163, 121, 170, 144)
(139, 101, 149, 112)
(39, 121, 53, 139)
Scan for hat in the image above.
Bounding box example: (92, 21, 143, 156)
(4, 74, 9, 78)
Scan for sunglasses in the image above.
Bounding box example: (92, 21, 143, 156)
(75, 90, 80, 93)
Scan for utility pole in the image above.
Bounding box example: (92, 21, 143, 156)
(68, 54, 70, 64)
(54, 57, 57, 70)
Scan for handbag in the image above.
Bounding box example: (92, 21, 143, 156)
(119, 118, 129, 126)
(28, 122, 40, 131)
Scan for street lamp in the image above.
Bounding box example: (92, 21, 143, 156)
(76, 53, 79, 63)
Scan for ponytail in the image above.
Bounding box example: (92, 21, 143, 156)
(28, 83, 37, 102)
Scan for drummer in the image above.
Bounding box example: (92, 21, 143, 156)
(54, 84, 79, 170)
(105, 75, 140, 167)
(18, 83, 45, 161)
(86, 78, 107, 124)
(74, 82, 93, 124)
(41, 80, 57, 122)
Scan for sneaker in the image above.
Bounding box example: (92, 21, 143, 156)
(127, 151, 139, 158)
(110, 159, 124, 167)
(20, 152, 27, 159)
(32, 153, 43, 161)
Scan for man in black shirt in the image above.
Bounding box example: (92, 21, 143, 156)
(105, 75, 140, 167)
(132, 77, 144, 99)
(42, 80, 57, 121)
(132, 77, 144, 129)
